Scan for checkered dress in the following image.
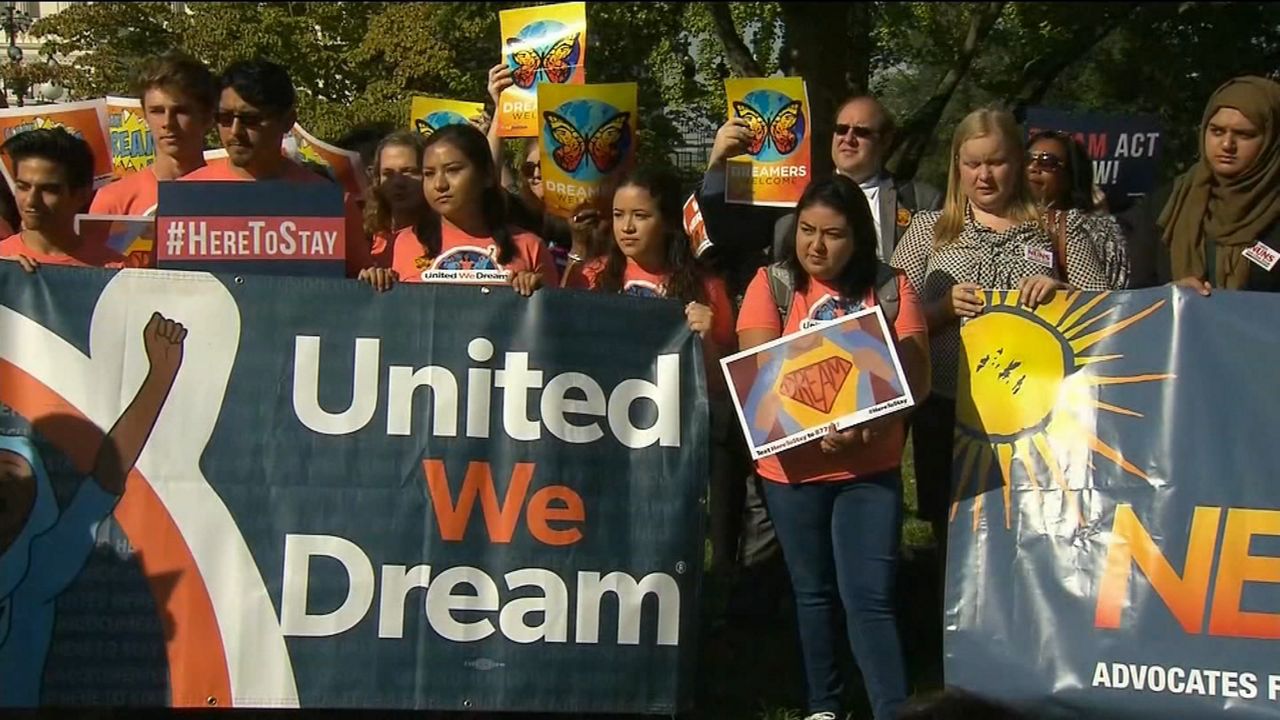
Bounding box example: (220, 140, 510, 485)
(890, 206, 1128, 398)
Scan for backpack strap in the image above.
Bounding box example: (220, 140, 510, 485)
(765, 262, 794, 328)
(873, 261, 900, 326)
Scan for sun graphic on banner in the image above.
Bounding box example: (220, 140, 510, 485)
(951, 291, 1171, 531)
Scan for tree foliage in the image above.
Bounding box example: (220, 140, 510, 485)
(30, 1, 1280, 186)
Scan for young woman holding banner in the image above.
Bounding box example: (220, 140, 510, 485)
(735, 175, 929, 720)
(577, 167, 741, 576)
(363, 130, 426, 268)
(358, 123, 558, 294)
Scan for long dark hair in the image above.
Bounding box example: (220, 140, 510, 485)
(1028, 129, 1097, 212)
(780, 175, 878, 299)
(598, 167, 706, 305)
(414, 123, 516, 264)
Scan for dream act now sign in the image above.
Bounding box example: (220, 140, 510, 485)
(0, 264, 706, 713)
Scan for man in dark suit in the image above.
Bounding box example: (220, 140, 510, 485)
(695, 95, 942, 302)
(692, 94, 941, 627)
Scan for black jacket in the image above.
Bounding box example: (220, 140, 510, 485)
(1122, 183, 1280, 292)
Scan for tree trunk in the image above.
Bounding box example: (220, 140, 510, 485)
(780, 2, 875, 179)
(888, 1, 1006, 182)
(706, 3, 762, 77)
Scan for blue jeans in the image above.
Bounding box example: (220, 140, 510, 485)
(762, 470, 907, 720)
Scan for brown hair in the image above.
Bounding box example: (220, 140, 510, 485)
(133, 52, 218, 114)
(363, 131, 425, 237)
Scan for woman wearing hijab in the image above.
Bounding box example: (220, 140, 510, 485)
(1127, 76, 1280, 293)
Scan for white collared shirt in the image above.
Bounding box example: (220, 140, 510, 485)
(860, 174, 885, 253)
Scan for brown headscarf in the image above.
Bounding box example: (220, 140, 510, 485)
(1158, 76, 1280, 288)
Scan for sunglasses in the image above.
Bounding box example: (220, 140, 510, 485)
(1028, 152, 1065, 172)
(214, 111, 269, 129)
(833, 124, 878, 139)
(521, 161, 541, 179)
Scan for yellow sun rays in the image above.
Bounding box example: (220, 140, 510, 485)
(951, 291, 1172, 531)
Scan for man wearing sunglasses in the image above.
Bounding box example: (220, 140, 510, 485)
(181, 60, 372, 277)
(697, 96, 941, 295)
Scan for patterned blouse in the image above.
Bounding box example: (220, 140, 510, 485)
(890, 206, 1128, 398)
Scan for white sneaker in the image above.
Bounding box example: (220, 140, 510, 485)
(803, 713, 838, 720)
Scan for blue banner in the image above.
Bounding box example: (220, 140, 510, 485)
(0, 263, 707, 713)
(1024, 107, 1163, 207)
(947, 288, 1280, 719)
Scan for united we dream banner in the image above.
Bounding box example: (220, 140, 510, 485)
(947, 288, 1280, 719)
(104, 96, 155, 179)
(0, 263, 706, 712)
(724, 77, 811, 207)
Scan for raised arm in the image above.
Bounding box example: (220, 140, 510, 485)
(92, 313, 186, 495)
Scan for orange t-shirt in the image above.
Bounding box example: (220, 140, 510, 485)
(89, 167, 162, 216)
(389, 222, 559, 287)
(0, 233, 124, 268)
(180, 159, 372, 277)
(736, 267, 927, 484)
(584, 258, 736, 353)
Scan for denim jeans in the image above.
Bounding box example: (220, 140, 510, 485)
(761, 470, 908, 720)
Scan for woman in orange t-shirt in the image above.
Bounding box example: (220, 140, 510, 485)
(358, 123, 557, 295)
(362, 131, 426, 269)
(579, 167, 741, 574)
(735, 175, 929, 720)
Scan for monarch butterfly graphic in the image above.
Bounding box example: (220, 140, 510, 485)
(507, 32, 582, 88)
(542, 111, 631, 174)
(733, 99, 804, 156)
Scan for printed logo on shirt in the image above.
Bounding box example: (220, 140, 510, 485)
(800, 294, 864, 330)
(1024, 245, 1055, 270)
(418, 245, 513, 284)
(622, 280, 664, 298)
(1242, 241, 1279, 272)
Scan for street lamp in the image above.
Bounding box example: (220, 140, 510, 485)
(0, 2, 32, 107)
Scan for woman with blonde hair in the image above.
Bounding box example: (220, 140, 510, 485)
(890, 107, 1125, 571)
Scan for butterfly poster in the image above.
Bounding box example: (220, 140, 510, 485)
(537, 82, 637, 219)
(105, 96, 156, 179)
(724, 77, 812, 207)
(409, 97, 485, 139)
(0, 99, 113, 191)
(498, 1, 587, 138)
(74, 213, 156, 268)
(281, 123, 367, 198)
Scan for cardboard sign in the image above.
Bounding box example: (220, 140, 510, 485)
(74, 214, 156, 268)
(1025, 107, 1163, 204)
(0, 100, 113, 189)
(281, 124, 366, 198)
(409, 97, 486, 138)
(155, 180, 346, 277)
(720, 306, 914, 459)
(724, 77, 812, 207)
(104, 96, 156, 178)
(537, 82, 636, 218)
(497, 1, 587, 138)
